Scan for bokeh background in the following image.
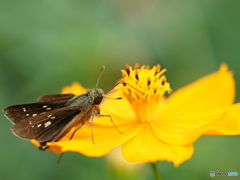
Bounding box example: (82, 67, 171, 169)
(1, 0, 240, 179)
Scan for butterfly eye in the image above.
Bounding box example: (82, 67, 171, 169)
(93, 96, 103, 105)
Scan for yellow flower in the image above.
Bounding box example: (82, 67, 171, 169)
(38, 63, 240, 167)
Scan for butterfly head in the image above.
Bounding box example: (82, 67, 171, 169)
(90, 88, 105, 105)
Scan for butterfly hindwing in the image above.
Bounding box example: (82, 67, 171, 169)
(37, 93, 74, 102)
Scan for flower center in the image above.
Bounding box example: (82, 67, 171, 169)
(120, 64, 172, 123)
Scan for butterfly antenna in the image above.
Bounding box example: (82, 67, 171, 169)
(105, 82, 144, 95)
(96, 66, 105, 88)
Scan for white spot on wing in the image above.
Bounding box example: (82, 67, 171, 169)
(32, 114, 37, 117)
(47, 115, 52, 117)
(44, 121, 51, 128)
(43, 105, 48, 108)
(23, 108, 26, 112)
(50, 117, 55, 119)
(37, 124, 41, 128)
(29, 121, 32, 124)
(46, 108, 51, 110)
(26, 114, 29, 116)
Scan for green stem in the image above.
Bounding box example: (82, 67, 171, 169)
(151, 162, 161, 180)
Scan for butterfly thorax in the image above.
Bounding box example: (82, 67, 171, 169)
(65, 88, 104, 107)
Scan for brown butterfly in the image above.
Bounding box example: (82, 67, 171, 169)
(4, 66, 130, 150)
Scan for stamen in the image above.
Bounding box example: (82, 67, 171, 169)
(135, 93, 140, 99)
(156, 64, 161, 70)
(145, 65, 151, 70)
(154, 88, 157, 94)
(135, 70, 139, 81)
(147, 77, 151, 86)
(155, 64, 161, 75)
(121, 64, 171, 123)
(134, 63, 140, 69)
(125, 64, 130, 76)
(161, 75, 167, 86)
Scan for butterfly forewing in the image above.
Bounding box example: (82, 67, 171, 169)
(11, 106, 82, 141)
(4, 94, 75, 124)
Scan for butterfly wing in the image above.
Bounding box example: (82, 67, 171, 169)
(37, 93, 74, 102)
(4, 93, 95, 149)
(4, 94, 75, 124)
(11, 106, 84, 141)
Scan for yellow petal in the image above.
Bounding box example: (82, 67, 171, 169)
(61, 82, 88, 95)
(204, 103, 240, 135)
(95, 95, 138, 126)
(161, 63, 235, 116)
(122, 123, 194, 167)
(45, 122, 141, 156)
(151, 104, 240, 145)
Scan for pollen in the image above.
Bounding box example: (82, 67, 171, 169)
(120, 64, 172, 123)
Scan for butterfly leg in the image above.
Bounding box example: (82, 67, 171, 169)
(38, 123, 83, 151)
(39, 141, 49, 151)
(69, 127, 80, 140)
(94, 106, 122, 134)
(57, 124, 84, 164)
(89, 115, 95, 144)
(97, 114, 122, 134)
(56, 127, 80, 164)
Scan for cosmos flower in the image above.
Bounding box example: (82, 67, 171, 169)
(39, 63, 240, 166)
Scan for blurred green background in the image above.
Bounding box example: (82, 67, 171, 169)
(1, 0, 240, 179)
